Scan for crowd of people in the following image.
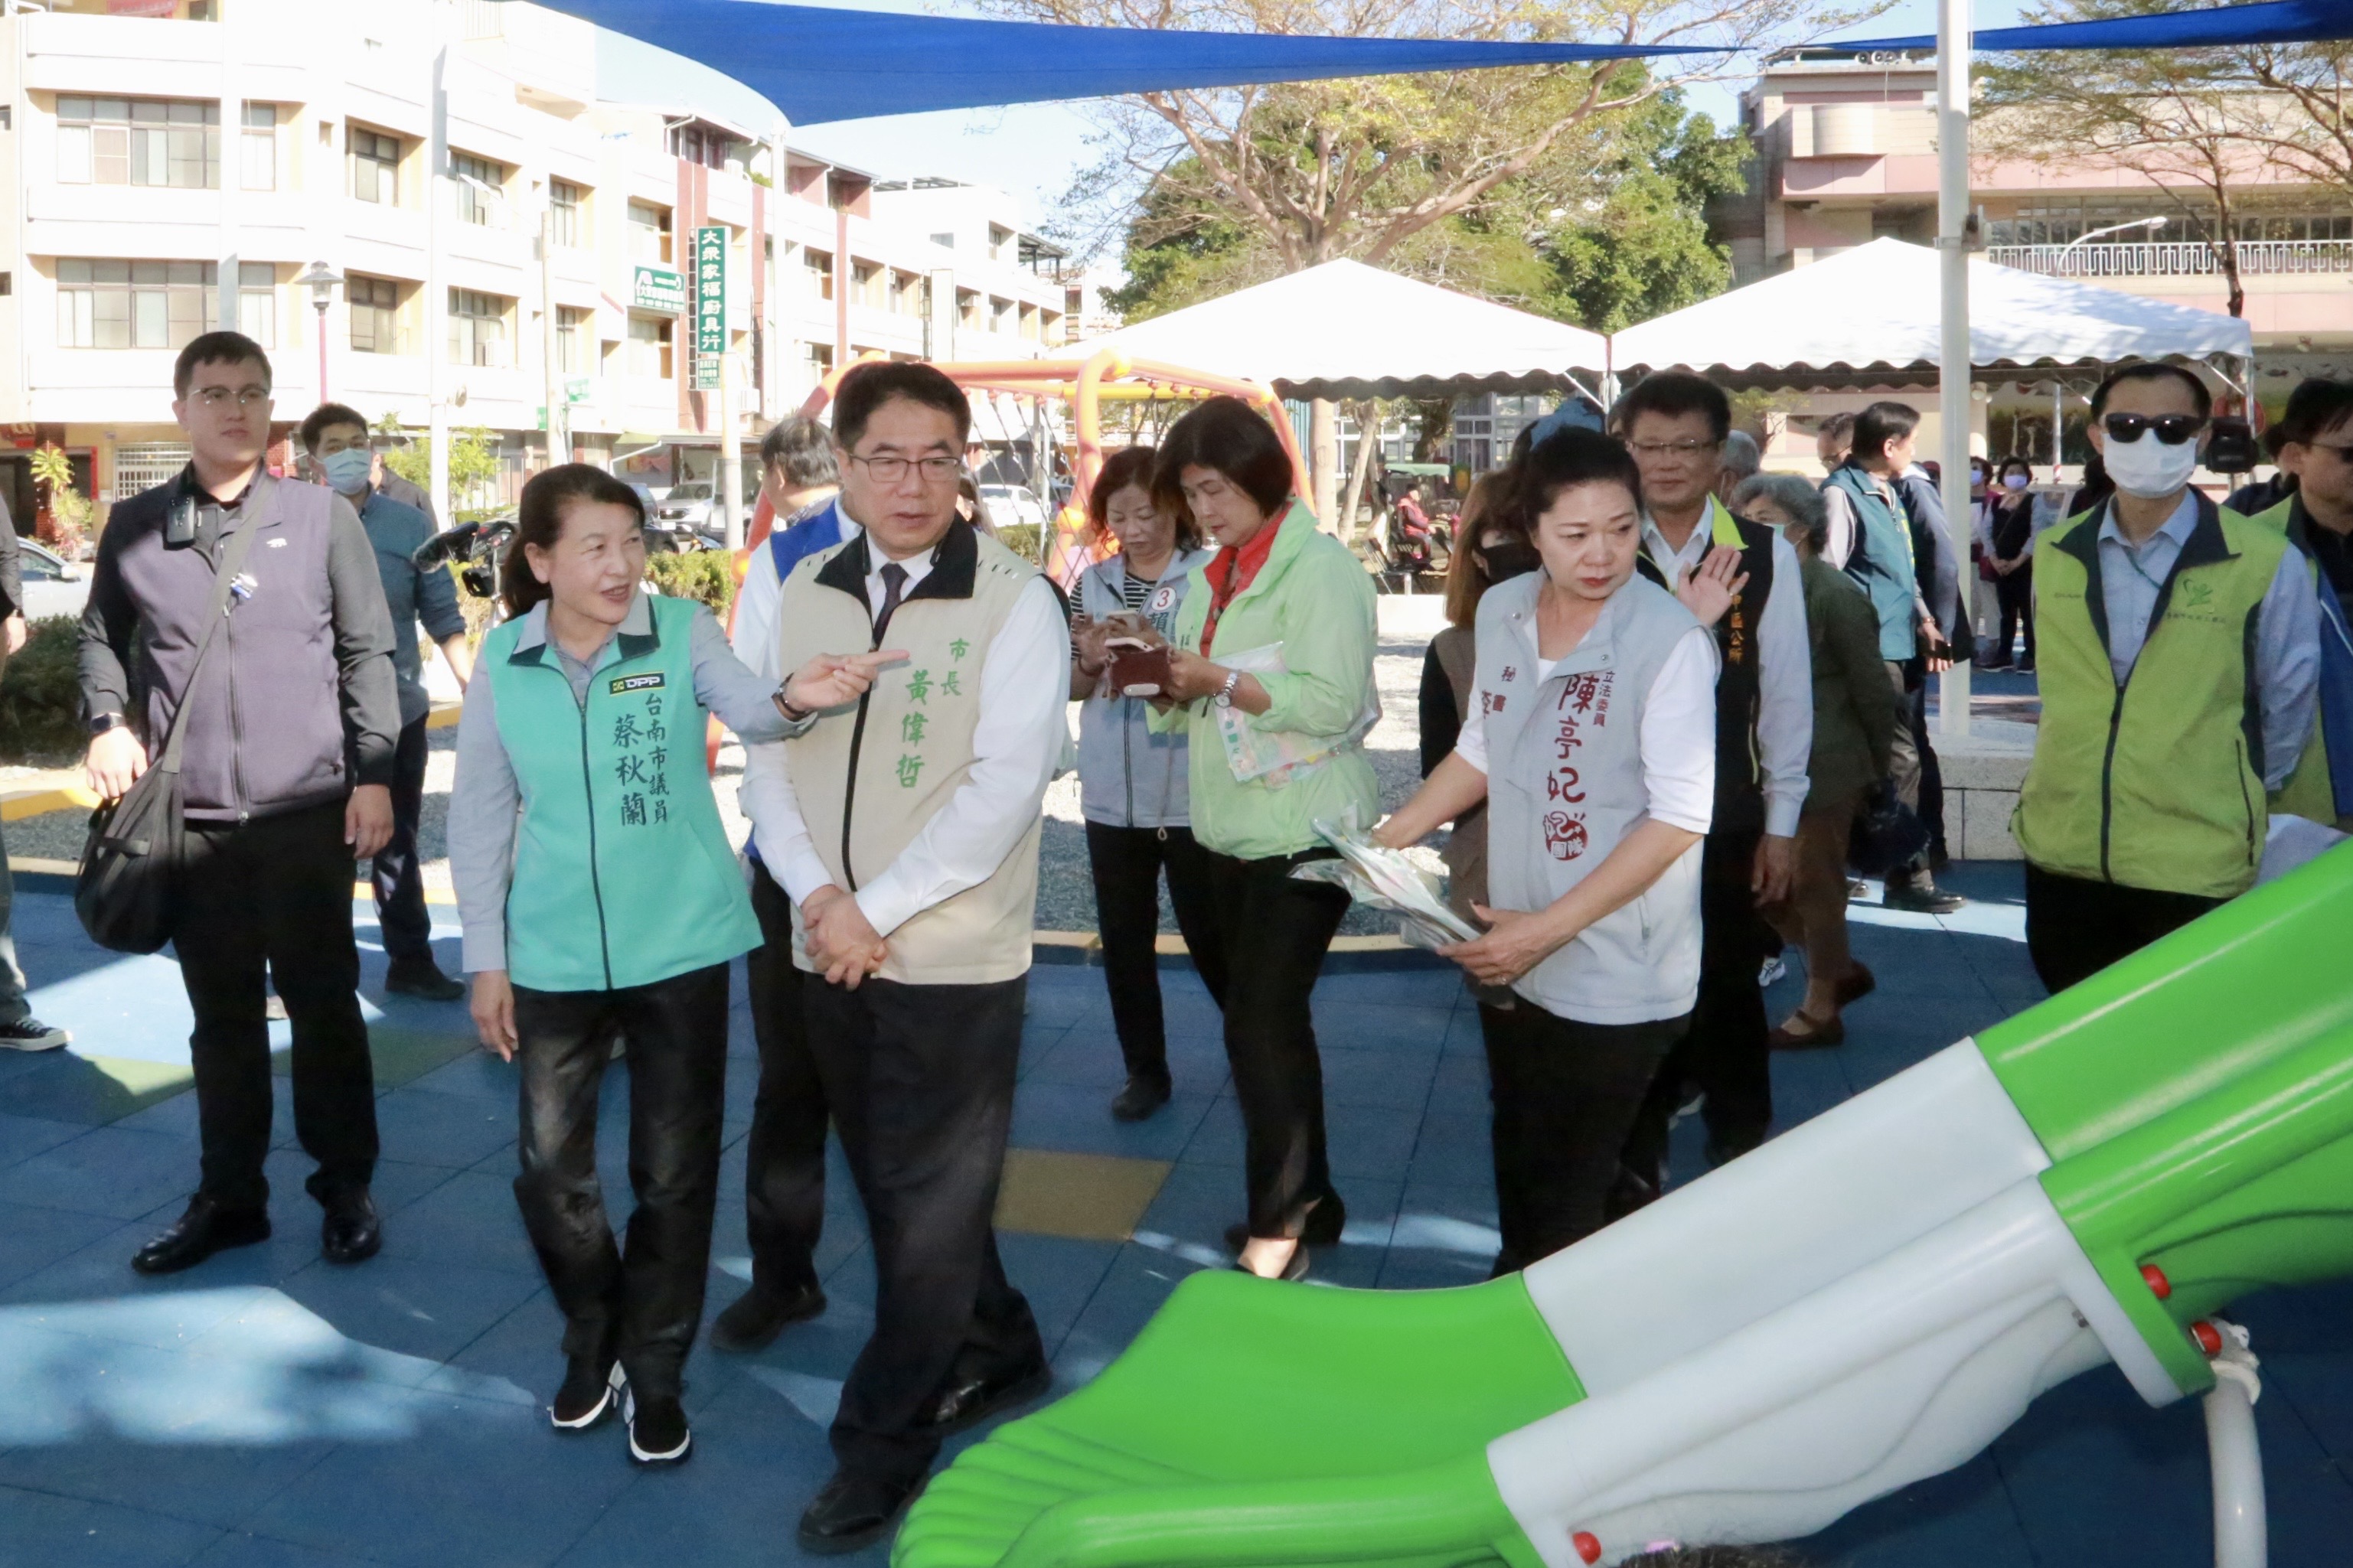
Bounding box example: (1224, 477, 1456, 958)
(52, 329, 2353, 1553)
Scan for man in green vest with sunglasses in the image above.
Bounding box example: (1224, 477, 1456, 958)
(2015, 362, 2322, 994)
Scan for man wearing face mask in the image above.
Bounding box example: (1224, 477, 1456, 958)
(2015, 363, 2322, 994)
(302, 403, 475, 1001)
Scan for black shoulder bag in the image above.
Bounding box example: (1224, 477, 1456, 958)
(75, 519, 258, 954)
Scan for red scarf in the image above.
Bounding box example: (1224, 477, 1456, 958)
(1199, 507, 1286, 656)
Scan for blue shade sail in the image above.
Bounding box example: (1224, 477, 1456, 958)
(1829, 0, 2353, 54)
(543, 0, 1711, 126)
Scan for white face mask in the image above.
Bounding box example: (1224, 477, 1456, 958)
(320, 447, 374, 495)
(2101, 428, 2201, 499)
(2002, 473, 2031, 491)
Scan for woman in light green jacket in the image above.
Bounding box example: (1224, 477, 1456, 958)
(1150, 397, 1379, 1283)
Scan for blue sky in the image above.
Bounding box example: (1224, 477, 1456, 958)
(596, 0, 2038, 231)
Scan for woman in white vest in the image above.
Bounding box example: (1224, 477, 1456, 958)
(1376, 429, 1718, 1275)
(1069, 446, 1220, 1123)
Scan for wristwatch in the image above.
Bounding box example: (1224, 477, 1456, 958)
(89, 712, 128, 737)
(775, 683, 812, 722)
(1212, 670, 1242, 709)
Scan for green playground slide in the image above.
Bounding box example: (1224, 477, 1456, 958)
(898, 845, 2353, 1568)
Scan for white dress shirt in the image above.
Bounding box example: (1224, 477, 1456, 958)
(1456, 620, 1720, 836)
(1642, 510, 1813, 838)
(737, 537, 1071, 937)
(733, 513, 866, 684)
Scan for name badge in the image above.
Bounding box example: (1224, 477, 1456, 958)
(609, 673, 665, 696)
(1147, 584, 1178, 615)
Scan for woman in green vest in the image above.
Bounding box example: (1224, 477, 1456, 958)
(449, 465, 887, 1468)
(1149, 397, 1380, 1283)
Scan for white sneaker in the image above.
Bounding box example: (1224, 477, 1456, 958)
(1757, 956, 1788, 988)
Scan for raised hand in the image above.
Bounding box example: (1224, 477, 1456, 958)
(784, 649, 909, 715)
(1675, 545, 1750, 627)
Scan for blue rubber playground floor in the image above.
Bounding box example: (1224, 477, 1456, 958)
(0, 860, 2348, 1568)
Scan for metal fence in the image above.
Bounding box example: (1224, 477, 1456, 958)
(1986, 240, 2353, 278)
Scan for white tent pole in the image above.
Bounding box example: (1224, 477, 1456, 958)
(1936, 0, 1973, 739)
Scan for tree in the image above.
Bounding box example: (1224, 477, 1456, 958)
(377, 416, 503, 513)
(1980, 0, 2329, 320)
(1012, 0, 1872, 510)
(28, 444, 90, 554)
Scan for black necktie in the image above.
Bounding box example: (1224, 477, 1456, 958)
(874, 561, 908, 641)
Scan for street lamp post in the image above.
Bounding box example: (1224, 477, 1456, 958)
(298, 261, 344, 403)
(2047, 217, 2165, 466)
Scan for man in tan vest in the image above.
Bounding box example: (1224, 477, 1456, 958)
(739, 362, 1070, 1551)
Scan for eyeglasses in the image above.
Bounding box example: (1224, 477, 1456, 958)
(847, 452, 961, 486)
(2102, 412, 2205, 446)
(192, 387, 271, 410)
(2304, 440, 2353, 465)
(1627, 439, 1722, 461)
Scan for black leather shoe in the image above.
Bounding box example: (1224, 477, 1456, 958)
(385, 961, 467, 1002)
(1223, 1191, 1346, 1255)
(319, 1189, 381, 1265)
(1108, 1074, 1171, 1122)
(1883, 876, 1966, 915)
(132, 1196, 271, 1276)
(925, 1358, 1052, 1436)
(708, 1281, 827, 1352)
(798, 1470, 925, 1555)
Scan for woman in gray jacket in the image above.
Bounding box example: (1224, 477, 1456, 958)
(1070, 448, 1221, 1122)
(1376, 430, 1719, 1273)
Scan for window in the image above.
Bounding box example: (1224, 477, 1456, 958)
(930, 231, 955, 250)
(804, 248, 833, 301)
(349, 274, 402, 354)
(550, 179, 584, 247)
(350, 126, 400, 204)
(990, 295, 1012, 334)
(237, 262, 273, 347)
(58, 259, 213, 350)
(448, 288, 507, 367)
(988, 225, 1010, 261)
(56, 98, 218, 189)
(452, 152, 504, 227)
(556, 305, 591, 374)
(852, 260, 882, 308)
(116, 442, 193, 494)
(958, 289, 979, 328)
(627, 314, 673, 379)
(241, 103, 275, 191)
(665, 122, 732, 169)
(1020, 303, 1040, 343)
(628, 200, 672, 265)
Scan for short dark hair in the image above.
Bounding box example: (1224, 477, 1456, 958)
(1997, 455, 2035, 481)
(1508, 428, 1644, 527)
(832, 361, 971, 453)
(759, 416, 838, 488)
(1088, 445, 1203, 552)
(1153, 396, 1296, 521)
(501, 463, 647, 618)
(1816, 411, 1855, 451)
(299, 403, 370, 454)
(1611, 371, 1731, 445)
(175, 330, 272, 399)
(2269, 377, 2353, 452)
(2090, 361, 2212, 422)
(1852, 401, 1921, 468)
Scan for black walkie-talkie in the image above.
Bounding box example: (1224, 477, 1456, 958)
(164, 473, 217, 550)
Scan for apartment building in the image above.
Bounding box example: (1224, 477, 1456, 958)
(0, 0, 1069, 531)
(1713, 51, 2353, 464)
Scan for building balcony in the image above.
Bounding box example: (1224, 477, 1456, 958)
(1986, 240, 2353, 279)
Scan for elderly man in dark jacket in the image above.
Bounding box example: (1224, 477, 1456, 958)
(79, 331, 400, 1276)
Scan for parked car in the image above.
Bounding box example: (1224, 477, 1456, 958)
(654, 481, 715, 533)
(16, 536, 89, 621)
(640, 481, 708, 553)
(977, 484, 1052, 532)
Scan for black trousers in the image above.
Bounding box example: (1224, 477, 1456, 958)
(1202, 847, 1349, 1239)
(1623, 826, 1772, 1180)
(1483, 1002, 1690, 1275)
(2024, 863, 2226, 996)
(1993, 565, 2035, 667)
(175, 800, 377, 1212)
(1083, 820, 1229, 1085)
(742, 868, 827, 1296)
(512, 962, 729, 1397)
(370, 716, 436, 969)
(807, 973, 1042, 1485)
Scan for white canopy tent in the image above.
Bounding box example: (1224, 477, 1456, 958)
(1608, 238, 2255, 389)
(1069, 258, 1612, 400)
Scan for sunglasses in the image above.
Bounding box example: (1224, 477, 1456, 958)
(2102, 412, 2205, 446)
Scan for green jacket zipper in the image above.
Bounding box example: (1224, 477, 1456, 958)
(572, 674, 615, 989)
